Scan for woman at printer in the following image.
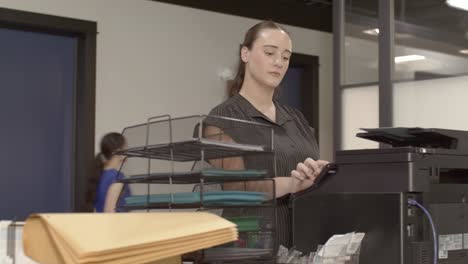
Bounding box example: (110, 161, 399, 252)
(206, 20, 329, 247)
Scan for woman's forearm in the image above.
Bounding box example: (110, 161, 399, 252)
(274, 177, 293, 198)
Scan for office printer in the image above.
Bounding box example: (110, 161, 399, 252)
(292, 128, 468, 264)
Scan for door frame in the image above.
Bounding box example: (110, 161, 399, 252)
(289, 53, 320, 141)
(0, 7, 96, 212)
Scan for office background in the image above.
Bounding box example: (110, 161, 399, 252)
(0, 0, 334, 159)
(1, 0, 467, 217)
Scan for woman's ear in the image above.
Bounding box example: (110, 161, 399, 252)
(241, 46, 250, 63)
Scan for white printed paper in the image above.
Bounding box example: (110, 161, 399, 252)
(464, 233, 468, 249)
(439, 250, 448, 259)
(439, 234, 463, 251)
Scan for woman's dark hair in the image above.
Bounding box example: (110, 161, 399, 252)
(228, 20, 290, 97)
(84, 132, 126, 212)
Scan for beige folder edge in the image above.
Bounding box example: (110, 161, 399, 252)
(23, 212, 238, 264)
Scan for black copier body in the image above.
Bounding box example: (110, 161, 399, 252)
(293, 128, 468, 264)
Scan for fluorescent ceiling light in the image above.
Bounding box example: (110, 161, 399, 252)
(363, 28, 414, 39)
(363, 28, 379, 36)
(394, 55, 426, 63)
(459, 49, 468, 54)
(446, 0, 468, 11)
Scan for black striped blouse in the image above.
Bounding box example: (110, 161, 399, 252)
(208, 94, 320, 247)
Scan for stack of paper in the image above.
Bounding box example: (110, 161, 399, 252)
(22, 212, 237, 264)
(0, 221, 38, 264)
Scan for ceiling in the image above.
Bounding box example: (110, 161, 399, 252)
(150, 0, 333, 32)
(151, 0, 468, 36)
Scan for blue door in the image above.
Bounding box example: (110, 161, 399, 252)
(0, 28, 76, 220)
(278, 66, 305, 109)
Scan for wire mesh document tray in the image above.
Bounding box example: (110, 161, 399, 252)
(115, 115, 278, 263)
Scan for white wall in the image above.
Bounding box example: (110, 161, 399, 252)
(0, 0, 333, 160)
(393, 75, 468, 129)
(342, 32, 468, 150)
(342, 75, 468, 150)
(342, 85, 379, 150)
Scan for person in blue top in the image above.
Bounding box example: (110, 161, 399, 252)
(85, 132, 131, 212)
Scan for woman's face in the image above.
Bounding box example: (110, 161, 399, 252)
(242, 28, 292, 89)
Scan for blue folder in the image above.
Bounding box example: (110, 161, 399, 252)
(124, 191, 268, 206)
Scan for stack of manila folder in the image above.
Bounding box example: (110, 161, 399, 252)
(23, 212, 238, 264)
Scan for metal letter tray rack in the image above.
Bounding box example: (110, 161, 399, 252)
(115, 115, 278, 263)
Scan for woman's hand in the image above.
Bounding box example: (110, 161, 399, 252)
(290, 158, 329, 193)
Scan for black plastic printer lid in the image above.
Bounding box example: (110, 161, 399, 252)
(356, 127, 463, 150)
